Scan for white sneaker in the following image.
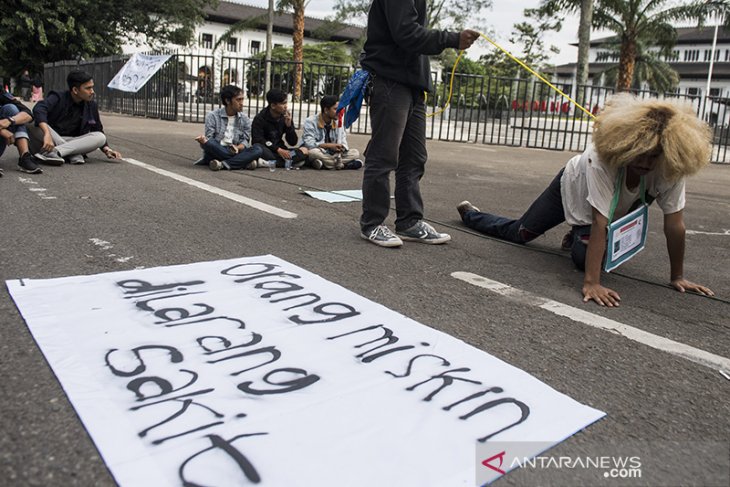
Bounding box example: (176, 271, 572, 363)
(209, 159, 223, 171)
(360, 225, 403, 248)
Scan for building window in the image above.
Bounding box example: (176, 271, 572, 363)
(274, 44, 283, 48)
(726, 49, 729, 61)
(201, 33, 213, 49)
(250, 40, 261, 55)
(687, 87, 700, 97)
(704, 49, 711, 61)
(710, 88, 722, 97)
(227, 37, 238, 53)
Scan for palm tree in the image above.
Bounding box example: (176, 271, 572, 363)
(278, 0, 309, 101)
(598, 39, 680, 93)
(592, 0, 702, 91)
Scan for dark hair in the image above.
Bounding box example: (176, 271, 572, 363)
(320, 95, 338, 112)
(67, 70, 93, 90)
(220, 84, 243, 105)
(266, 88, 287, 105)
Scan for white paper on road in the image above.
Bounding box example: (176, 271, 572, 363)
(7, 256, 604, 486)
(304, 189, 363, 202)
(108, 53, 172, 93)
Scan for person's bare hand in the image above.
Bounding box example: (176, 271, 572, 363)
(42, 133, 55, 152)
(1, 129, 14, 145)
(458, 29, 480, 50)
(277, 147, 290, 159)
(283, 110, 292, 127)
(194, 135, 208, 145)
(582, 283, 621, 307)
(670, 278, 714, 296)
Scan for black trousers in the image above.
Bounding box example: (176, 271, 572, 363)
(360, 76, 428, 233)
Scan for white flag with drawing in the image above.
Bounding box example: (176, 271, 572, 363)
(108, 53, 171, 93)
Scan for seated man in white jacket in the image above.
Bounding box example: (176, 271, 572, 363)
(302, 95, 362, 170)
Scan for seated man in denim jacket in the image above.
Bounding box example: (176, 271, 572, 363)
(194, 85, 263, 171)
(302, 95, 362, 170)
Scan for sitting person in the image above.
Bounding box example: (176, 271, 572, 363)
(251, 88, 308, 168)
(302, 95, 363, 170)
(457, 94, 714, 307)
(0, 91, 42, 174)
(30, 70, 121, 166)
(194, 84, 263, 171)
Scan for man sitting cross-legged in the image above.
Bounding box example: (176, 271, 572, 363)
(30, 70, 121, 166)
(302, 95, 362, 170)
(0, 91, 42, 174)
(194, 84, 263, 171)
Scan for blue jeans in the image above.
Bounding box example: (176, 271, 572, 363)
(0, 104, 29, 157)
(460, 168, 591, 269)
(360, 76, 428, 233)
(201, 139, 263, 170)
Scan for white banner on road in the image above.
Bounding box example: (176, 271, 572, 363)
(108, 53, 171, 92)
(7, 256, 604, 486)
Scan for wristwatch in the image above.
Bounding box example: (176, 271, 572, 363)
(5, 116, 15, 127)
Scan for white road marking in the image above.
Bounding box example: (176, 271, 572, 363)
(452, 271, 730, 372)
(124, 158, 297, 219)
(18, 177, 57, 199)
(686, 229, 730, 236)
(89, 238, 134, 263)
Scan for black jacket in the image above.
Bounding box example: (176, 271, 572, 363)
(32, 90, 105, 137)
(251, 107, 298, 150)
(360, 0, 460, 92)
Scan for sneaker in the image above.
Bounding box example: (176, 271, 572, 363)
(18, 153, 42, 174)
(456, 200, 480, 219)
(344, 159, 363, 170)
(256, 158, 270, 168)
(360, 225, 403, 248)
(245, 159, 257, 170)
(68, 154, 85, 165)
(396, 220, 451, 244)
(560, 231, 574, 251)
(310, 159, 324, 170)
(292, 159, 306, 169)
(34, 150, 65, 166)
(209, 159, 223, 171)
(0, 167, 4, 177)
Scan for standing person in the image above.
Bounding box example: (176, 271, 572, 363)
(358, 0, 479, 247)
(0, 91, 42, 174)
(193, 84, 263, 171)
(251, 88, 308, 168)
(19, 69, 32, 101)
(29, 70, 121, 166)
(31, 73, 44, 102)
(457, 94, 715, 306)
(302, 95, 363, 170)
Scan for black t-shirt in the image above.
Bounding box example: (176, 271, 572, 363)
(54, 101, 84, 136)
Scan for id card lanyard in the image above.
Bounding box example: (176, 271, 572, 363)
(604, 168, 649, 272)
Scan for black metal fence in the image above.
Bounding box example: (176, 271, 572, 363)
(45, 53, 730, 163)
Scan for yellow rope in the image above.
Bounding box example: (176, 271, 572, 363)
(427, 32, 596, 120)
(427, 50, 464, 118)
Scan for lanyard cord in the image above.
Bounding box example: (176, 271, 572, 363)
(607, 168, 646, 224)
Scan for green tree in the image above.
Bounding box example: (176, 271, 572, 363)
(592, 0, 701, 90)
(0, 0, 216, 78)
(599, 40, 679, 93)
(332, 0, 493, 30)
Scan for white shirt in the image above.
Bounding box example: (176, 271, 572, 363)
(560, 145, 686, 226)
(221, 118, 236, 146)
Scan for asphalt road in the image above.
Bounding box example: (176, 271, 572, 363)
(1, 113, 728, 486)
